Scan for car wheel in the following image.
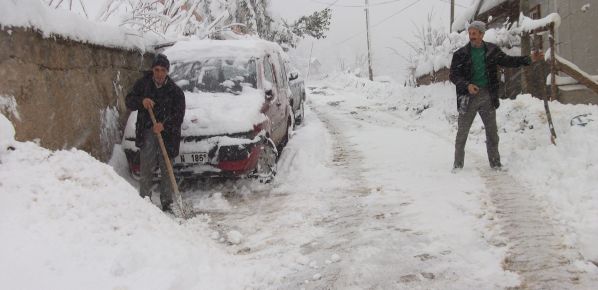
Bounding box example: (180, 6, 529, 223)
(295, 102, 305, 125)
(253, 138, 278, 183)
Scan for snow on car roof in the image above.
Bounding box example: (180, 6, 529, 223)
(165, 39, 286, 63)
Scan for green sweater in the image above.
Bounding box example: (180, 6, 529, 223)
(471, 46, 488, 88)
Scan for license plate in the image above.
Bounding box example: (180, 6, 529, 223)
(177, 152, 208, 164)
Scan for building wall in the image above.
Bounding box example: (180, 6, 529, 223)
(539, 0, 598, 75)
(0, 27, 153, 161)
(535, 0, 598, 104)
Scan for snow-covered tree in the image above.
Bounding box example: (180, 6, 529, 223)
(45, 0, 331, 46)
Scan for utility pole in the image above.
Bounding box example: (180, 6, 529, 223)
(520, 0, 531, 93)
(365, 0, 374, 81)
(450, 0, 455, 32)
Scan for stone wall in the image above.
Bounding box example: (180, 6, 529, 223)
(0, 27, 153, 161)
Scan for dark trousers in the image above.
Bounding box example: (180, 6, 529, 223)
(139, 129, 173, 207)
(454, 88, 501, 168)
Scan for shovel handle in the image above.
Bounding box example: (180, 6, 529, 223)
(147, 107, 187, 217)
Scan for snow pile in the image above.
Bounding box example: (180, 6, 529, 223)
(165, 39, 284, 63)
(517, 12, 561, 32)
(321, 72, 598, 263)
(0, 0, 159, 51)
(0, 95, 20, 120)
(0, 116, 248, 289)
(501, 99, 598, 261)
(0, 114, 15, 151)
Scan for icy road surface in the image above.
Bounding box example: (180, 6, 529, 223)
(184, 82, 597, 289)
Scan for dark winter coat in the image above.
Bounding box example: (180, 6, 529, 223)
(450, 41, 531, 110)
(126, 72, 186, 158)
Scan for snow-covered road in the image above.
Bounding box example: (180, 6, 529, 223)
(5, 75, 597, 290)
(183, 79, 596, 289)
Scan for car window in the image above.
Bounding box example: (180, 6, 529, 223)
(170, 58, 257, 94)
(263, 57, 277, 93)
(271, 54, 287, 91)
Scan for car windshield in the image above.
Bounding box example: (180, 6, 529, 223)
(170, 58, 257, 94)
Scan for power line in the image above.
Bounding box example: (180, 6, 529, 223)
(323, 0, 342, 9)
(438, 0, 467, 8)
(310, 0, 406, 8)
(334, 0, 420, 45)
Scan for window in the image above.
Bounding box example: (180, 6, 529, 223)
(263, 57, 276, 93)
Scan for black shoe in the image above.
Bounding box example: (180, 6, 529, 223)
(453, 162, 463, 169)
(161, 201, 173, 213)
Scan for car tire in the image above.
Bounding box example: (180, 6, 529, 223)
(253, 138, 278, 183)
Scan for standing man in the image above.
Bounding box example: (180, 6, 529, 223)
(450, 21, 543, 170)
(126, 53, 185, 211)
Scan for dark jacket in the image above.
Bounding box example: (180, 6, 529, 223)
(450, 41, 531, 109)
(125, 72, 186, 158)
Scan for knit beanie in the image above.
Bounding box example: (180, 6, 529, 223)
(152, 53, 170, 70)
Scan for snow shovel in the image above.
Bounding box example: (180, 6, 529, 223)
(147, 107, 189, 219)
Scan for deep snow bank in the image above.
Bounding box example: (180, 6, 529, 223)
(323, 73, 598, 263)
(0, 114, 247, 289)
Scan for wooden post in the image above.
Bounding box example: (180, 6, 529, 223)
(544, 24, 558, 145)
(549, 23, 558, 101)
(365, 0, 374, 81)
(556, 59, 598, 95)
(450, 0, 455, 32)
(520, 0, 531, 93)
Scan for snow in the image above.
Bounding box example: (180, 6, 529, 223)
(0, 116, 250, 289)
(546, 74, 598, 86)
(416, 12, 561, 79)
(316, 73, 598, 267)
(3, 67, 598, 288)
(227, 230, 244, 245)
(0, 0, 159, 51)
(452, 0, 508, 32)
(547, 52, 598, 88)
(0, 95, 20, 121)
(164, 39, 285, 63)
(452, 1, 560, 33)
(0, 114, 15, 151)
(182, 88, 267, 136)
(518, 12, 561, 32)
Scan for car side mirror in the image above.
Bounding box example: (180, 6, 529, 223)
(265, 89, 274, 101)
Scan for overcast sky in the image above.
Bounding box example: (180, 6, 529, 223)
(270, 0, 471, 80)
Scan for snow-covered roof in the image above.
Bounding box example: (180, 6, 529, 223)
(0, 0, 160, 51)
(452, 0, 509, 32)
(164, 39, 286, 63)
